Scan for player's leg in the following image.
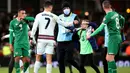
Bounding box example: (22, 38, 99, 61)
(106, 54, 116, 73)
(87, 53, 100, 73)
(34, 42, 44, 73)
(46, 54, 52, 73)
(14, 47, 22, 73)
(22, 48, 30, 73)
(19, 59, 24, 73)
(57, 42, 65, 73)
(34, 54, 42, 73)
(45, 41, 55, 73)
(15, 56, 21, 73)
(106, 35, 121, 73)
(8, 52, 14, 73)
(20, 59, 29, 73)
(21, 57, 30, 73)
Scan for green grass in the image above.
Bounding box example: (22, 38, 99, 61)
(0, 67, 130, 73)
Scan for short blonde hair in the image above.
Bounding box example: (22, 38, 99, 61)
(81, 19, 89, 25)
(102, 0, 111, 9)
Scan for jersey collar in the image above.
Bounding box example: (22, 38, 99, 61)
(44, 11, 51, 13)
(106, 10, 113, 14)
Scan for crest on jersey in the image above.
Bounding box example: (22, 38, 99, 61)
(19, 24, 22, 27)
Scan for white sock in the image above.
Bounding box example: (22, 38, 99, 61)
(19, 60, 29, 73)
(34, 61, 41, 73)
(46, 64, 52, 73)
(19, 60, 23, 67)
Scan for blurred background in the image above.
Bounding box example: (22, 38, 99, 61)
(0, 0, 130, 69)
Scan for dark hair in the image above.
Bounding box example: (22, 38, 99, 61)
(17, 8, 26, 13)
(102, 0, 111, 9)
(62, 1, 71, 9)
(44, 1, 53, 8)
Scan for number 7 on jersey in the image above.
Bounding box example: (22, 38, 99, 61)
(45, 17, 50, 29)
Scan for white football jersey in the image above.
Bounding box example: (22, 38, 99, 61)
(31, 11, 73, 42)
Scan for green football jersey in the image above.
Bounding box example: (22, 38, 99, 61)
(78, 29, 93, 54)
(9, 17, 34, 49)
(103, 11, 122, 35)
(90, 11, 125, 38)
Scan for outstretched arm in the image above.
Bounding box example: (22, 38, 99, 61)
(54, 15, 76, 27)
(56, 18, 73, 27)
(31, 16, 38, 44)
(24, 16, 35, 22)
(1, 34, 9, 40)
(90, 23, 105, 37)
(90, 14, 110, 37)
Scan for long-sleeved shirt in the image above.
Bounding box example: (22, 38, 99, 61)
(31, 11, 74, 43)
(9, 17, 34, 49)
(91, 11, 125, 37)
(57, 13, 79, 42)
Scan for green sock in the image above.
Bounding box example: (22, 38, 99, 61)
(108, 61, 117, 73)
(23, 62, 29, 72)
(15, 62, 20, 73)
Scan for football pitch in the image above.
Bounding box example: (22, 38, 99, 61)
(0, 67, 130, 73)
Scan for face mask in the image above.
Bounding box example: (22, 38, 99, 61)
(63, 9, 70, 15)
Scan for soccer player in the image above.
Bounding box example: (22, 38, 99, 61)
(2, 14, 32, 73)
(9, 9, 34, 73)
(87, 0, 125, 73)
(30, 1, 77, 73)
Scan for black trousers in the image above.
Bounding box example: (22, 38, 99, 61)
(102, 47, 108, 73)
(8, 52, 14, 73)
(57, 41, 80, 73)
(80, 54, 100, 73)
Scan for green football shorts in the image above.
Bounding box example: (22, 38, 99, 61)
(14, 44, 30, 57)
(108, 35, 122, 55)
